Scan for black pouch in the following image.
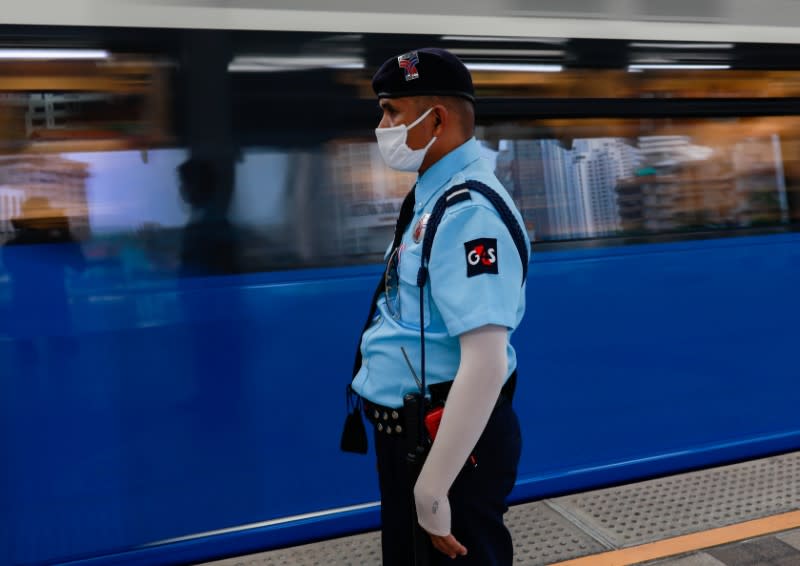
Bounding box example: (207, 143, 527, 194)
(340, 385, 368, 454)
(403, 392, 429, 481)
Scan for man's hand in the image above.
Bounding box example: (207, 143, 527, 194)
(414, 491, 468, 558)
(428, 532, 468, 559)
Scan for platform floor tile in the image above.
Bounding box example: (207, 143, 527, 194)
(775, 527, 800, 551)
(203, 531, 381, 566)
(200, 500, 609, 566)
(507, 501, 609, 564)
(551, 452, 800, 547)
(644, 553, 726, 566)
(706, 536, 800, 566)
(199, 452, 800, 566)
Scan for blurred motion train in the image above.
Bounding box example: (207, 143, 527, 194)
(1, 1, 800, 564)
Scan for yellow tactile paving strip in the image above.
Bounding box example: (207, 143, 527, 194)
(551, 510, 800, 566)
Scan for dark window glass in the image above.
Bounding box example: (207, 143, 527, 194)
(1, 30, 800, 280)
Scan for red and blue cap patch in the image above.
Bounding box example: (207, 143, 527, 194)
(397, 51, 420, 81)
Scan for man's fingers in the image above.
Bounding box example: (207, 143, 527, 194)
(430, 534, 467, 558)
(433, 538, 457, 559)
(431, 538, 453, 558)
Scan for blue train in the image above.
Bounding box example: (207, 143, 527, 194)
(1, 4, 800, 564)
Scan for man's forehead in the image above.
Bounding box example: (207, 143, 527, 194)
(379, 96, 419, 109)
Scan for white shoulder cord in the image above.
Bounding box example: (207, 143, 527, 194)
(413, 324, 508, 535)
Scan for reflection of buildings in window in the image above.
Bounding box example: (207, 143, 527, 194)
(638, 136, 697, 168)
(0, 155, 90, 237)
(0, 186, 24, 240)
(27, 93, 64, 134)
(328, 141, 413, 255)
(732, 134, 789, 226)
(0, 94, 27, 143)
(496, 138, 639, 240)
(0, 56, 172, 149)
(574, 139, 640, 237)
(496, 139, 547, 239)
(617, 134, 787, 233)
(616, 174, 648, 233)
(618, 136, 723, 233)
(636, 136, 725, 232)
(23, 92, 136, 140)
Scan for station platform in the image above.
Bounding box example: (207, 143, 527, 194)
(201, 451, 800, 566)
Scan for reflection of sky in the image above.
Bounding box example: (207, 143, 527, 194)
(69, 149, 189, 233)
(230, 149, 290, 228)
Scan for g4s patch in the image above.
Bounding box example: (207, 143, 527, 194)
(464, 238, 498, 277)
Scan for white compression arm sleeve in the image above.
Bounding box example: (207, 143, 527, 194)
(413, 324, 508, 536)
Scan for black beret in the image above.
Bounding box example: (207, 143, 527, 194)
(372, 48, 475, 103)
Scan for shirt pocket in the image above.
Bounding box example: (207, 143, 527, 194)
(397, 248, 431, 329)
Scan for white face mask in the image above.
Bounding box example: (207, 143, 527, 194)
(375, 107, 437, 172)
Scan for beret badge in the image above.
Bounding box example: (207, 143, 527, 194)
(397, 51, 420, 81)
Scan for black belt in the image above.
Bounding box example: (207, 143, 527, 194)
(364, 371, 517, 437)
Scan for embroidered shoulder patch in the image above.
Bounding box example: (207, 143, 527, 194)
(464, 238, 498, 277)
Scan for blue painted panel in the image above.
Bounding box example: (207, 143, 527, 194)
(1, 233, 800, 565)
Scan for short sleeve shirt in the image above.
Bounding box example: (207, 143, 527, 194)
(351, 138, 530, 408)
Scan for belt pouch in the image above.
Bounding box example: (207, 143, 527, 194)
(403, 392, 427, 482)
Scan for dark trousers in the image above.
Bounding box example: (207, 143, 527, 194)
(375, 397, 522, 565)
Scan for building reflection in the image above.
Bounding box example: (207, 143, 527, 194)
(493, 126, 790, 242)
(0, 155, 89, 243)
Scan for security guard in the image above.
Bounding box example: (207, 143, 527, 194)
(349, 48, 529, 565)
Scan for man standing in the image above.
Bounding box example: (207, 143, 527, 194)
(349, 48, 529, 565)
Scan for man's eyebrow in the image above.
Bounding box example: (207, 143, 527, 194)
(379, 100, 396, 111)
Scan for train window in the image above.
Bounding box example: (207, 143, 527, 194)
(228, 35, 800, 268)
(222, 144, 414, 270)
(0, 50, 176, 247)
(0, 59, 172, 149)
(479, 116, 800, 243)
(240, 115, 798, 265)
(3, 30, 800, 279)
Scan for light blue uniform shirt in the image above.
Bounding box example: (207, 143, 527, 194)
(352, 138, 530, 408)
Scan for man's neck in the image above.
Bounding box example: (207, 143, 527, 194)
(418, 137, 469, 175)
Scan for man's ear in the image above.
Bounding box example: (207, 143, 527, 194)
(432, 105, 448, 137)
